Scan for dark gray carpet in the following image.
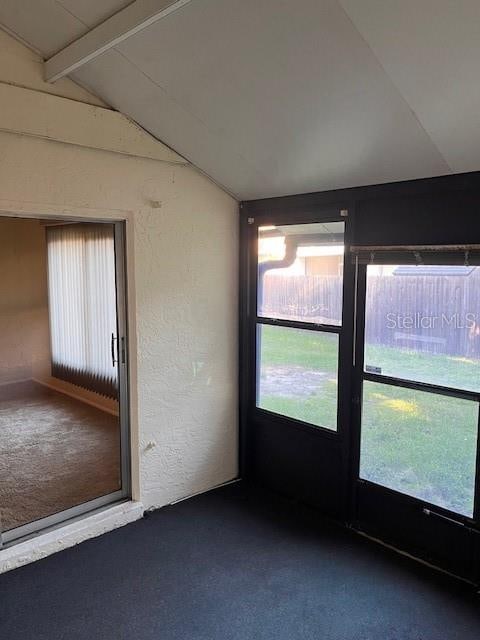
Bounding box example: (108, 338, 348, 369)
(1, 482, 479, 639)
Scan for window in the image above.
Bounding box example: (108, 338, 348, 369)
(256, 221, 345, 430)
(359, 258, 480, 518)
(360, 381, 477, 517)
(257, 325, 339, 430)
(258, 222, 344, 325)
(364, 264, 480, 393)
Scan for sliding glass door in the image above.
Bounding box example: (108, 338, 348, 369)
(0, 218, 130, 547)
(353, 255, 480, 580)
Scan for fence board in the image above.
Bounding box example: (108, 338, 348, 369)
(262, 271, 480, 357)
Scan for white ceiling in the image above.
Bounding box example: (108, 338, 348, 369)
(1, 1, 479, 200)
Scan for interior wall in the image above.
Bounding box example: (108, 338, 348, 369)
(0, 29, 239, 510)
(0, 218, 51, 385)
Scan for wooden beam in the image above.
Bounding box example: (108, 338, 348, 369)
(45, 0, 195, 83)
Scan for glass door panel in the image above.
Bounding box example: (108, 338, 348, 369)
(360, 381, 477, 517)
(256, 221, 345, 432)
(359, 263, 480, 519)
(258, 221, 344, 325)
(0, 217, 129, 545)
(257, 324, 339, 430)
(364, 265, 480, 393)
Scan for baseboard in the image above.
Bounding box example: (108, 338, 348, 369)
(0, 500, 144, 574)
(33, 377, 119, 416)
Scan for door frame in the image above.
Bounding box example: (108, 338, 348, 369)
(240, 201, 356, 520)
(0, 213, 132, 547)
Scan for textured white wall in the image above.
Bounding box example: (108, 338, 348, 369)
(0, 30, 239, 510)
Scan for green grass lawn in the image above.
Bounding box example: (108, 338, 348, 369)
(365, 343, 480, 392)
(258, 326, 338, 430)
(258, 324, 479, 516)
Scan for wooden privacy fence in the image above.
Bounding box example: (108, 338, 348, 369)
(262, 272, 480, 356)
(261, 274, 343, 325)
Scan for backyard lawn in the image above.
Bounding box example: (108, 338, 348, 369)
(257, 324, 480, 517)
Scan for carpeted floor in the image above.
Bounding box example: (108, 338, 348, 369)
(1, 482, 479, 640)
(0, 381, 121, 531)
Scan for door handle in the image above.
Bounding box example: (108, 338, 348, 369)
(423, 508, 465, 528)
(111, 333, 118, 367)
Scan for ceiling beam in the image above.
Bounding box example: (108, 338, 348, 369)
(45, 0, 195, 83)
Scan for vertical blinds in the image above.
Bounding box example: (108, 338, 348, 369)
(47, 223, 118, 399)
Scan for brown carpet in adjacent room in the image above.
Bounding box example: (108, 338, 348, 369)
(0, 381, 121, 532)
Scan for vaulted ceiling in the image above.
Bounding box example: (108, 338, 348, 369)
(1, 1, 479, 200)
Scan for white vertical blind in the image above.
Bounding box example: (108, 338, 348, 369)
(46, 223, 118, 398)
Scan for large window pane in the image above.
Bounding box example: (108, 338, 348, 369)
(364, 265, 480, 392)
(257, 324, 338, 430)
(360, 381, 478, 517)
(258, 222, 344, 325)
